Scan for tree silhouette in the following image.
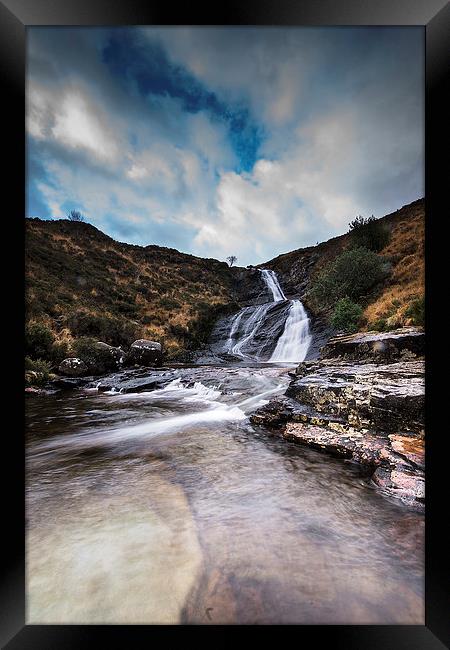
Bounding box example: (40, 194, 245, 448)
(226, 255, 237, 267)
(68, 210, 85, 222)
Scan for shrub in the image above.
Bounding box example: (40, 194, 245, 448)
(25, 357, 52, 386)
(331, 298, 363, 333)
(310, 247, 389, 308)
(66, 311, 139, 347)
(404, 296, 425, 326)
(48, 339, 71, 364)
(25, 322, 55, 359)
(348, 215, 390, 252)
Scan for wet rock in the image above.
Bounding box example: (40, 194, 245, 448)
(25, 386, 47, 395)
(58, 357, 89, 377)
(204, 300, 291, 362)
(281, 421, 425, 506)
(320, 327, 424, 363)
(372, 466, 425, 504)
(50, 376, 97, 390)
(388, 434, 425, 470)
(250, 398, 294, 428)
(125, 340, 163, 367)
(251, 345, 425, 507)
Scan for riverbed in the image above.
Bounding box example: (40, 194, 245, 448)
(26, 364, 424, 624)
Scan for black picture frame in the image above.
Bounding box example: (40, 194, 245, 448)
(2, 0, 448, 647)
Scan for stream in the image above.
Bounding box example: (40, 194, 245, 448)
(25, 271, 424, 624)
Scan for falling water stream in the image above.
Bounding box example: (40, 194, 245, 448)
(226, 269, 311, 362)
(26, 271, 424, 624)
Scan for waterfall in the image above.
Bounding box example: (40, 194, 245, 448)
(230, 303, 273, 358)
(259, 269, 286, 301)
(269, 300, 312, 362)
(224, 268, 311, 363)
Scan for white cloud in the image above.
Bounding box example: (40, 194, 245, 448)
(27, 27, 424, 266)
(51, 93, 119, 163)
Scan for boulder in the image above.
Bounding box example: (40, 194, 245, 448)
(320, 327, 424, 363)
(58, 357, 89, 377)
(75, 341, 125, 375)
(125, 339, 162, 367)
(94, 342, 125, 369)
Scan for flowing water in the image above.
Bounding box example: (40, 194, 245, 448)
(225, 269, 311, 362)
(270, 301, 312, 363)
(26, 365, 424, 624)
(26, 271, 424, 624)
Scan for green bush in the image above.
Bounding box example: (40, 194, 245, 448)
(331, 298, 363, 333)
(25, 356, 52, 386)
(25, 322, 55, 359)
(66, 311, 139, 347)
(348, 215, 390, 252)
(404, 297, 425, 326)
(310, 247, 389, 308)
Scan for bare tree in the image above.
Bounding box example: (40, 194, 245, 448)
(227, 255, 237, 267)
(68, 210, 85, 222)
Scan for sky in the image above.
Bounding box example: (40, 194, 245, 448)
(26, 27, 424, 266)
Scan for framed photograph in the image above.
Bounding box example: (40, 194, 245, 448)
(2, 0, 448, 647)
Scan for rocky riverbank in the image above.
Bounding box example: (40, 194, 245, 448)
(251, 327, 425, 507)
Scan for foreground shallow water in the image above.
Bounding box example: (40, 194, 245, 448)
(26, 365, 424, 624)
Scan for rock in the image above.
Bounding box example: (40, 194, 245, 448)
(250, 398, 294, 428)
(280, 421, 425, 506)
(95, 341, 125, 366)
(320, 327, 424, 363)
(58, 357, 89, 377)
(50, 376, 97, 390)
(286, 359, 424, 435)
(388, 434, 425, 469)
(372, 466, 425, 504)
(90, 342, 125, 373)
(251, 347, 425, 507)
(124, 340, 163, 367)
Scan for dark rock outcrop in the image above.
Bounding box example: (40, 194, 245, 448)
(125, 340, 163, 367)
(320, 327, 424, 363)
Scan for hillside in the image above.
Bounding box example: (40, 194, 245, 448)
(25, 198, 424, 368)
(25, 218, 241, 358)
(264, 198, 424, 330)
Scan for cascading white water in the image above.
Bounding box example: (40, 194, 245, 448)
(269, 300, 312, 362)
(225, 308, 249, 353)
(225, 268, 311, 363)
(259, 269, 286, 301)
(230, 303, 272, 358)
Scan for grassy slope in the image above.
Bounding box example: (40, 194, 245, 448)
(25, 218, 238, 357)
(25, 198, 424, 361)
(264, 198, 424, 329)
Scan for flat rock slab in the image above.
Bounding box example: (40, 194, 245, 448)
(320, 327, 424, 362)
(288, 359, 424, 434)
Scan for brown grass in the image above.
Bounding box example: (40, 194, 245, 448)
(363, 200, 424, 328)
